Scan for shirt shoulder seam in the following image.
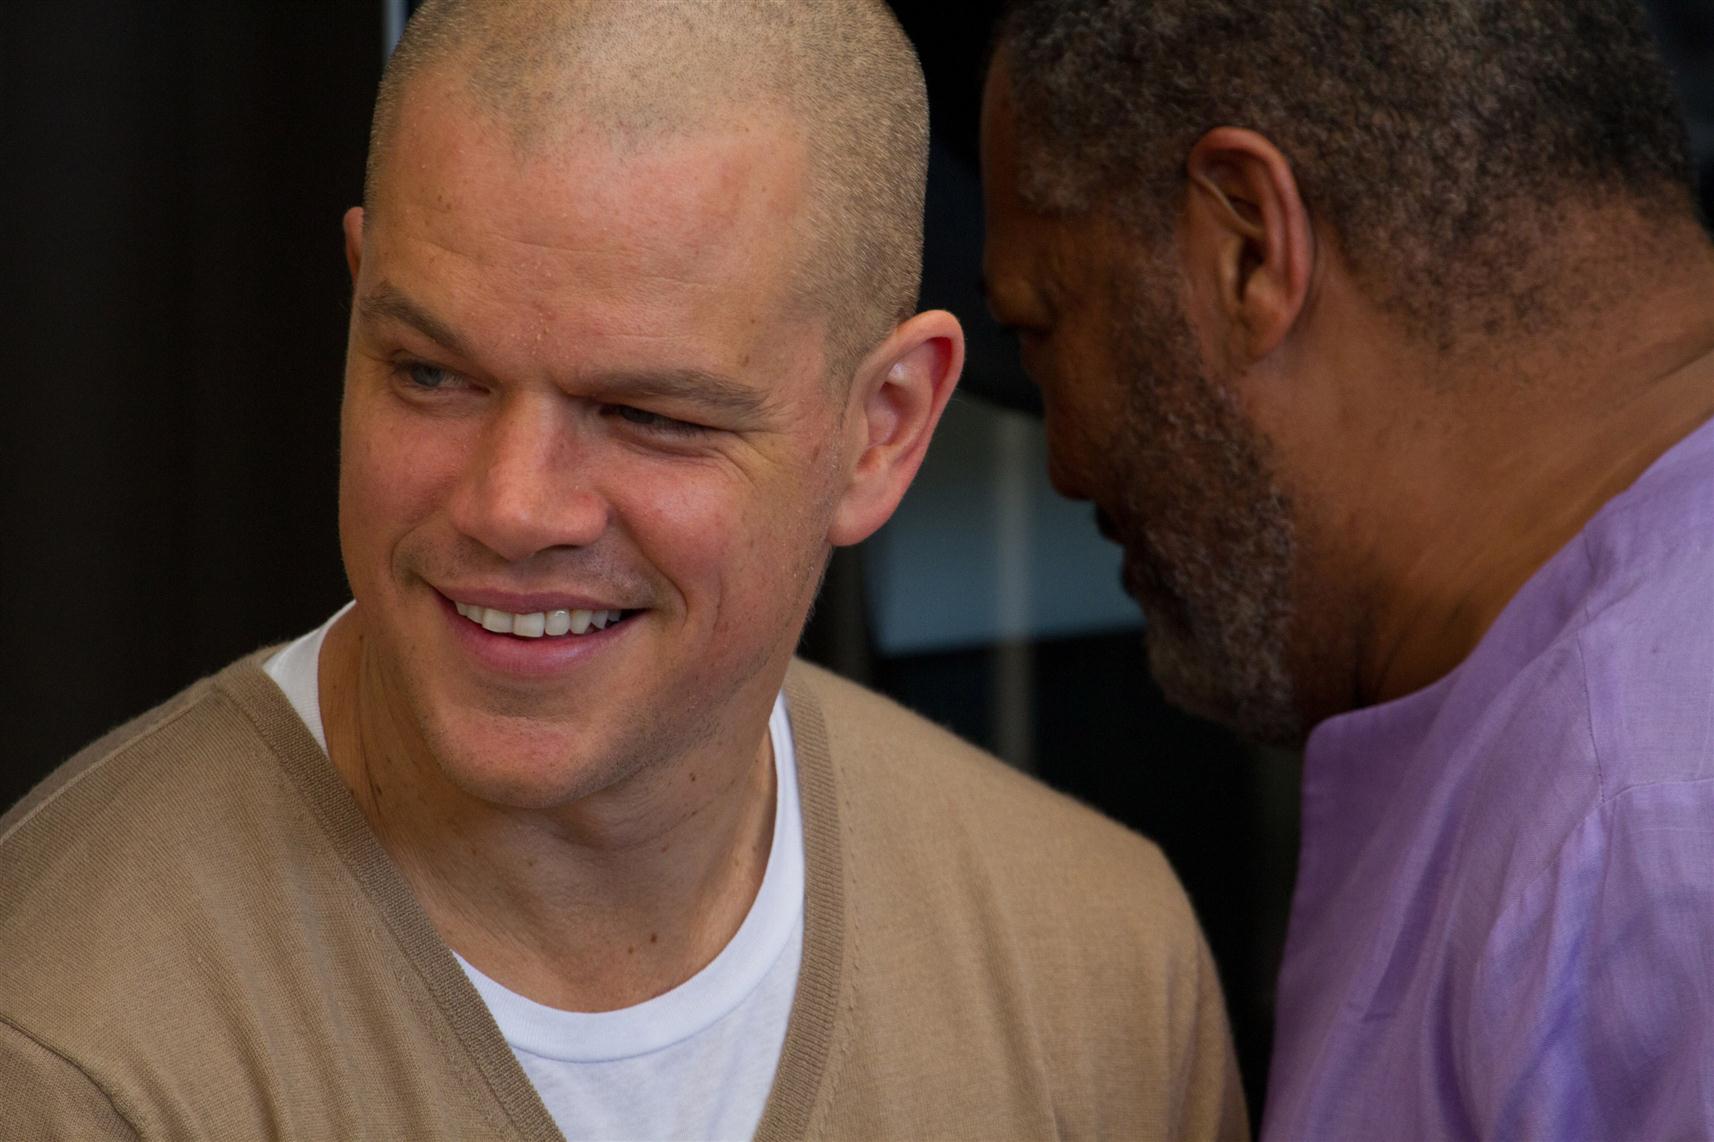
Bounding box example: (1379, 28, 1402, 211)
(0, 681, 214, 848)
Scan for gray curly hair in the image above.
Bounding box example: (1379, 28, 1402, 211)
(997, 0, 1698, 344)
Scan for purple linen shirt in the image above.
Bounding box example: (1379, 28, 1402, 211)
(1264, 416, 1714, 1141)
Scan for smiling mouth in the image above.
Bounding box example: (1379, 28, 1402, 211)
(452, 601, 634, 639)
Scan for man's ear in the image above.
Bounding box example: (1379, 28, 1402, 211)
(1182, 127, 1313, 364)
(343, 206, 366, 282)
(827, 309, 964, 547)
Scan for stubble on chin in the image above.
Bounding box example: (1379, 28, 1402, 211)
(1107, 282, 1306, 746)
(1138, 562, 1302, 747)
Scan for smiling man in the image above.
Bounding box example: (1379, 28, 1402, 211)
(984, 0, 1714, 1137)
(0, 1, 1245, 1138)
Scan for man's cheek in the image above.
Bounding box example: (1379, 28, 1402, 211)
(357, 431, 455, 518)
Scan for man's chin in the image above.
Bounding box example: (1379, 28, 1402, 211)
(1140, 622, 1218, 717)
(430, 723, 642, 810)
(1142, 624, 1306, 747)
(405, 684, 647, 810)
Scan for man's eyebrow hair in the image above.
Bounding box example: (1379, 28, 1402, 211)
(357, 281, 771, 416)
(357, 282, 469, 356)
(590, 368, 772, 417)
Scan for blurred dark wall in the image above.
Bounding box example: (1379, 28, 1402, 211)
(1649, 0, 1714, 226)
(2, 1, 373, 810)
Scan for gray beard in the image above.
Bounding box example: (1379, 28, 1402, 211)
(1106, 285, 1305, 745)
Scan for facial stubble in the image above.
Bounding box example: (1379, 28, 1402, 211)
(1105, 273, 1306, 745)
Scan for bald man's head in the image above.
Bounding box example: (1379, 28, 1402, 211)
(364, 0, 929, 379)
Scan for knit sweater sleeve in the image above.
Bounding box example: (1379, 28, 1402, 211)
(1177, 928, 1250, 1141)
(0, 1018, 140, 1140)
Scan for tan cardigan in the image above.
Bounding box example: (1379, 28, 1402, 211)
(0, 653, 1246, 1140)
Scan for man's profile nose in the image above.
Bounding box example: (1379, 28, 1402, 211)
(447, 406, 609, 562)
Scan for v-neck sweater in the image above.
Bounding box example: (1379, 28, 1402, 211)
(1, 654, 1245, 1140)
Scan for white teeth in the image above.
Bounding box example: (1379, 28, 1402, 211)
(455, 601, 623, 638)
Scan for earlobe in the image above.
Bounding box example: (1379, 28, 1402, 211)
(343, 207, 366, 283)
(1184, 127, 1313, 362)
(827, 310, 965, 547)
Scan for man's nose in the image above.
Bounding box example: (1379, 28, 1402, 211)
(446, 399, 609, 562)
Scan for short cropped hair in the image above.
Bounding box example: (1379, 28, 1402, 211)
(366, 0, 929, 379)
(997, 0, 1699, 342)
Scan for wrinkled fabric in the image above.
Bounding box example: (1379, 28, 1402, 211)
(1266, 417, 1714, 1142)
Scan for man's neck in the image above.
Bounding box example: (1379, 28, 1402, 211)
(1352, 247, 1714, 706)
(317, 611, 778, 1012)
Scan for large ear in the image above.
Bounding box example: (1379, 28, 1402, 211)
(343, 206, 366, 282)
(1182, 127, 1314, 365)
(827, 309, 965, 547)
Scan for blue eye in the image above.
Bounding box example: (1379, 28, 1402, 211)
(403, 362, 459, 390)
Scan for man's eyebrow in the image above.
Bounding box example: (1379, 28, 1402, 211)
(589, 368, 772, 419)
(357, 282, 770, 418)
(357, 282, 469, 356)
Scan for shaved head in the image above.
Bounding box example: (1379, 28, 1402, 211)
(365, 0, 929, 378)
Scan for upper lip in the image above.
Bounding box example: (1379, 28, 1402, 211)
(436, 587, 635, 614)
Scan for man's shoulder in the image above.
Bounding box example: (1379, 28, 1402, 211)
(780, 661, 1243, 1140)
(1568, 458, 1714, 793)
(0, 653, 310, 1018)
(1451, 435, 1714, 801)
(0, 653, 533, 1138)
(785, 658, 1195, 938)
(2, 652, 287, 872)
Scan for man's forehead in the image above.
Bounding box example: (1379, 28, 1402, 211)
(980, 52, 1110, 248)
(378, 74, 812, 240)
(982, 155, 1079, 311)
(979, 57, 1042, 277)
(368, 100, 824, 352)
(358, 73, 842, 390)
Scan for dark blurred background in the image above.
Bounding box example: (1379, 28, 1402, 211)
(4, 0, 1711, 1120)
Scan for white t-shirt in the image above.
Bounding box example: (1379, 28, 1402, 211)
(264, 608, 804, 1141)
